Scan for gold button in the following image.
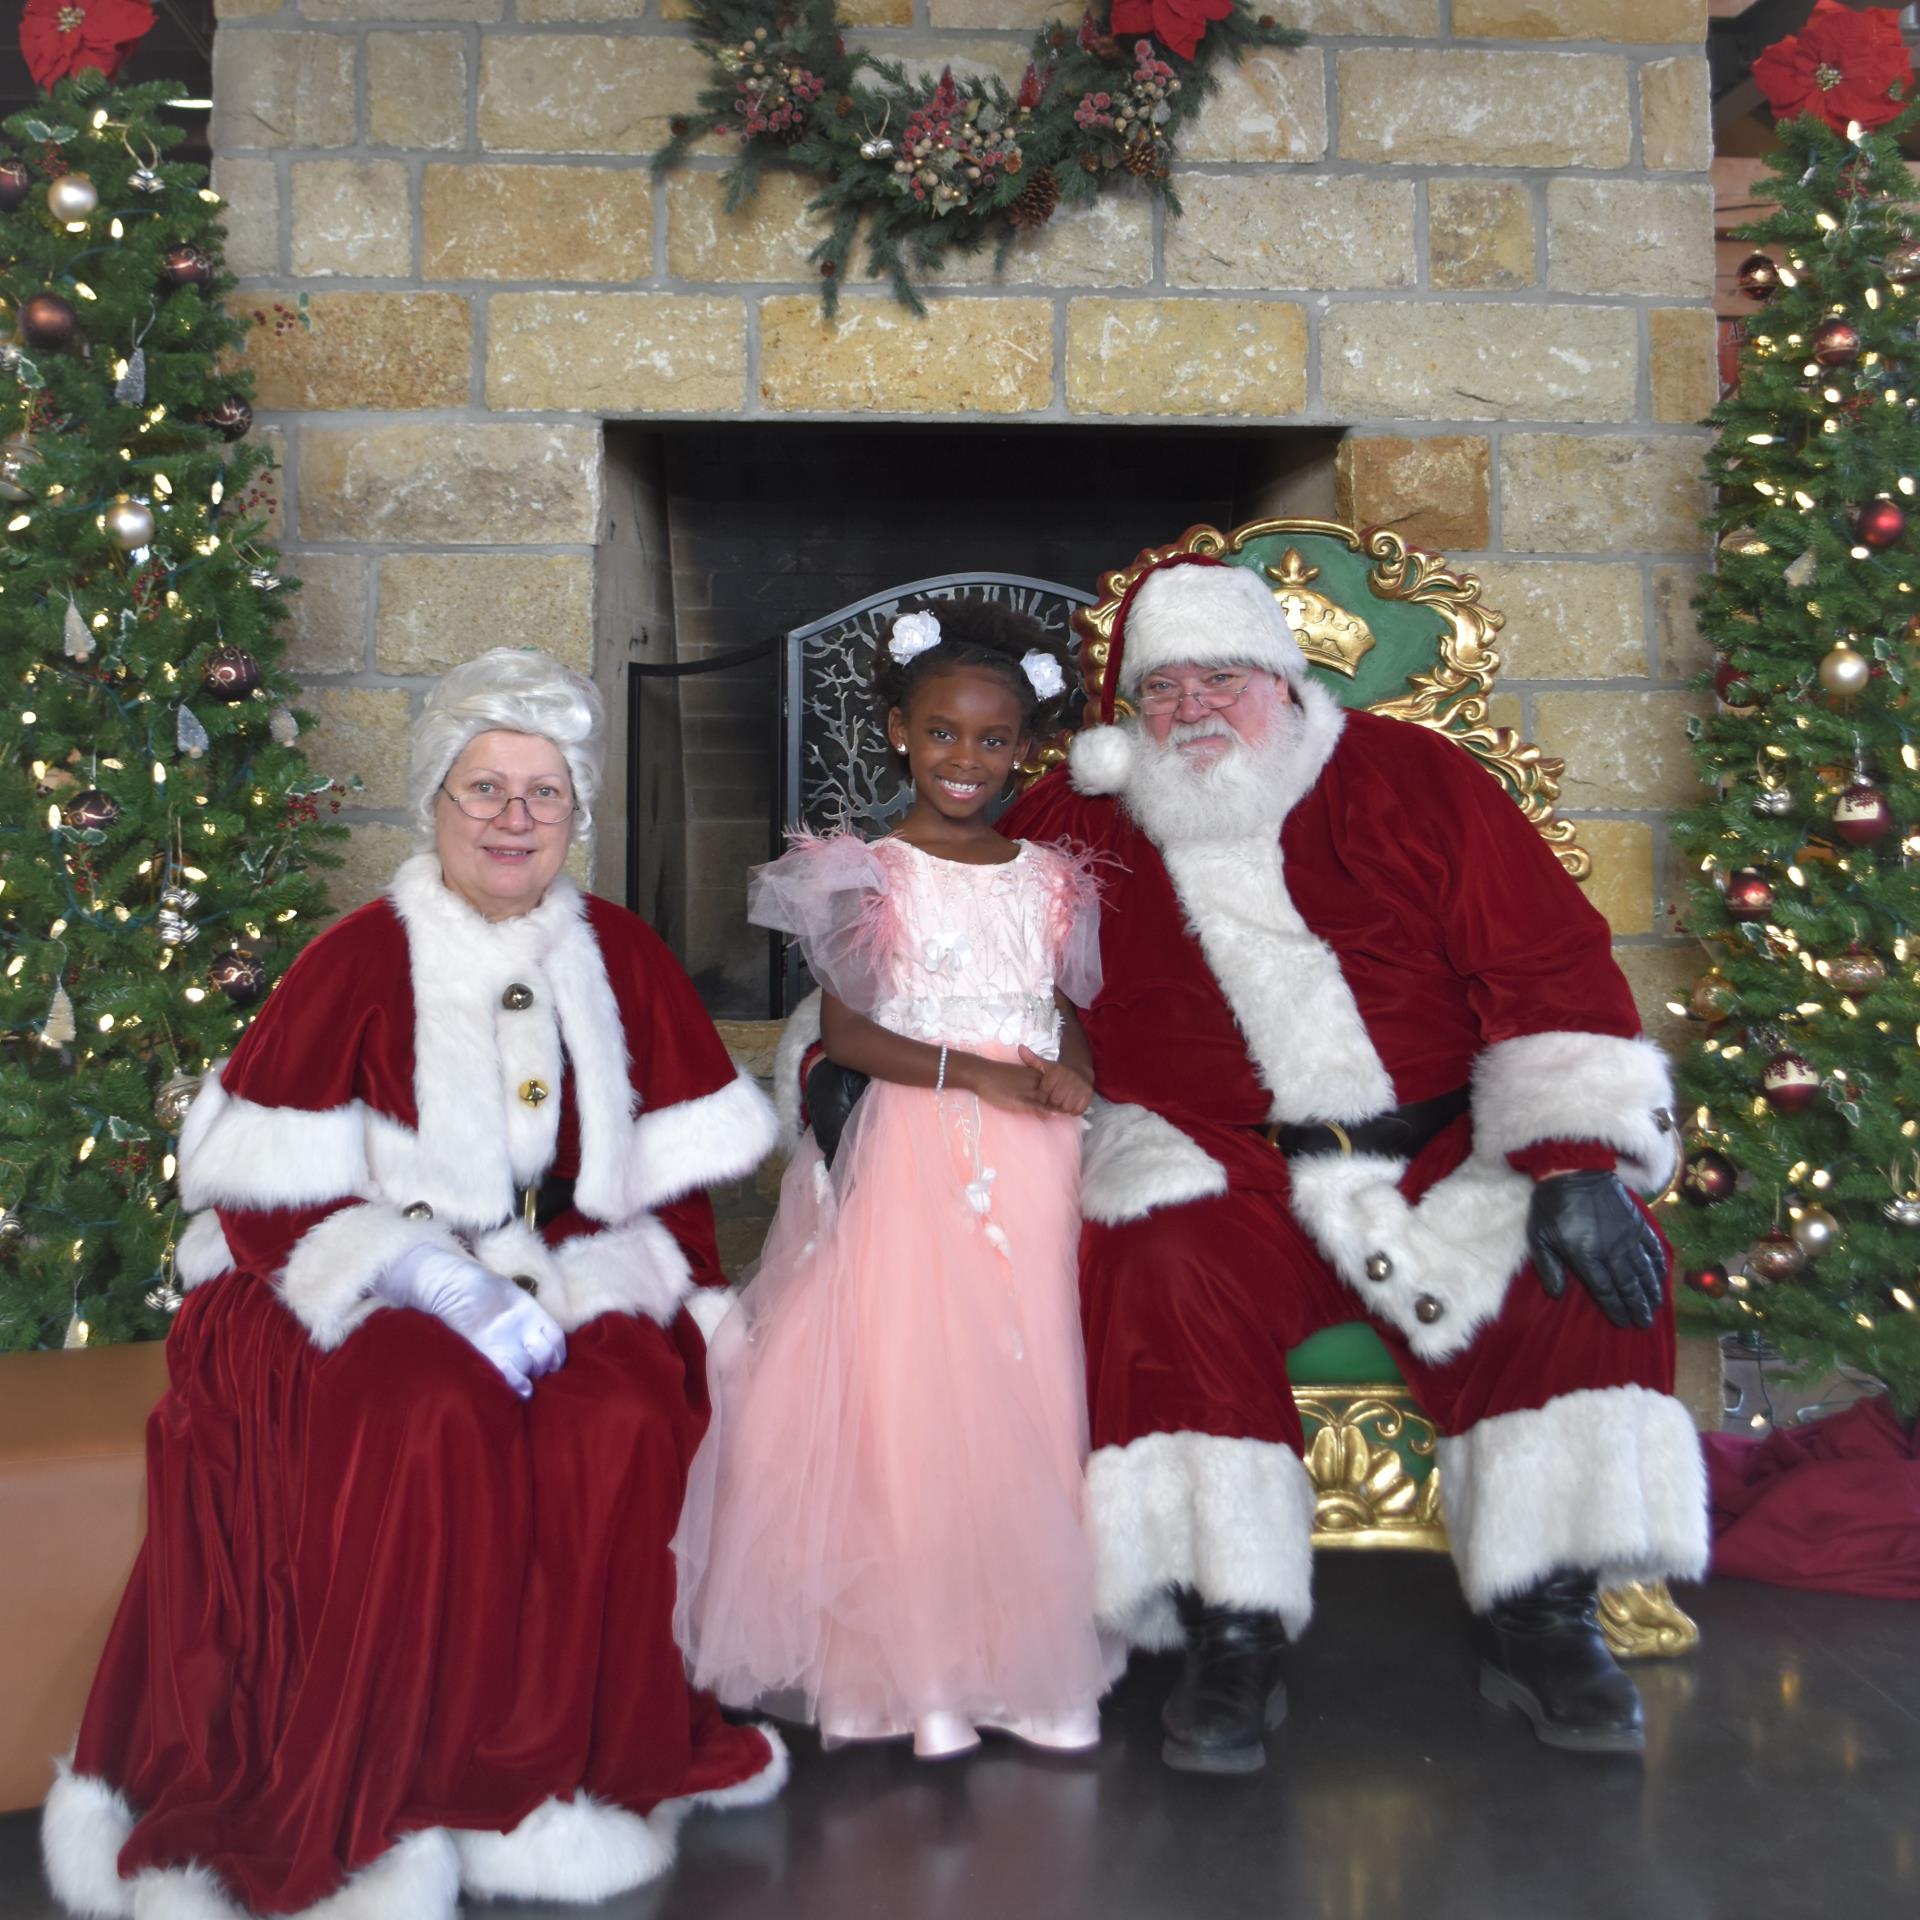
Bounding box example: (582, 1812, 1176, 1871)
(512, 1274, 539, 1295)
(402, 1201, 434, 1222)
(1364, 1253, 1393, 1283)
(502, 983, 534, 1012)
(1414, 1295, 1444, 1324)
(519, 1078, 550, 1109)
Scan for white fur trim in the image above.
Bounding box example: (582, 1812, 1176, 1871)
(683, 1284, 737, 1342)
(625, 1072, 778, 1214)
(42, 1763, 136, 1920)
(773, 990, 823, 1157)
(128, 1864, 243, 1920)
(1286, 1151, 1532, 1363)
(1086, 1431, 1317, 1649)
(667, 1724, 790, 1814)
(1438, 1386, 1710, 1612)
(177, 1075, 368, 1214)
(1080, 1099, 1228, 1225)
(175, 1210, 234, 1290)
(1121, 563, 1307, 689)
(278, 1203, 458, 1351)
(453, 1796, 675, 1905)
(1472, 1030, 1679, 1195)
(1068, 724, 1135, 797)
(541, 1214, 693, 1332)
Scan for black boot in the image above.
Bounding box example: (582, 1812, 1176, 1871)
(1160, 1589, 1289, 1775)
(1477, 1571, 1645, 1754)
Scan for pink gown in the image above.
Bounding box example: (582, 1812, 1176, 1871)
(672, 833, 1111, 1742)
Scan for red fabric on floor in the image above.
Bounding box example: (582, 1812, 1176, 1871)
(1704, 1397, 1920, 1599)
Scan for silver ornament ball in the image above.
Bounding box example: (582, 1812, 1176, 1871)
(1883, 1196, 1920, 1229)
(154, 1069, 201, 1132)
(1790, 1206, 1840, 1258)
(105, 497, 157, 551)
(1752, 784, 1795, 818)
(0, 434, 42, 503)
(860, 136, 896, 160)
(1818, 642, 1872, 696)
(46, 172, 99, 223)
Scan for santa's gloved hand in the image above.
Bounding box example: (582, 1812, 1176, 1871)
(1527, 1169, 1666, 1331)
(375, 1241, 566, 1399)
(806, 1057, 869, 1167)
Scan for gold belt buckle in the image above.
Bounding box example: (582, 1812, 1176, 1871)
(520, 1185, 538, 1230)
(1325, 1120, 1354, 1156)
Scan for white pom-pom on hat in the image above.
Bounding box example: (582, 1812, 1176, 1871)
(1119, 562, 1305, 692)
(1068, 723, 1136, 796)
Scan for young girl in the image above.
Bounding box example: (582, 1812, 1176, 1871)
(672, 598, 1111, 1760)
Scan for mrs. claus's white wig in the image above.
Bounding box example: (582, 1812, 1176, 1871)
(409, 647, 606, 845)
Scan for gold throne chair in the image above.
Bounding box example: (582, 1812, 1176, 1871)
(1056, 518, 1697, 1663)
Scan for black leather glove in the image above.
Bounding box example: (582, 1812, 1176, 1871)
(1527, 1169, 1667, 1331)
(805, 1058, 870, 1168)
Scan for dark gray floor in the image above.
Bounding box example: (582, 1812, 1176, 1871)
(6, 1554, 1915, 1920)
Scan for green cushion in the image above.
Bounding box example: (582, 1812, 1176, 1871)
(1286, 1321, 1405, 1388)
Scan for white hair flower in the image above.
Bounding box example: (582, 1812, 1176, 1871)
(1020, 649, 1066, 701)
(888, 610, 943, 664)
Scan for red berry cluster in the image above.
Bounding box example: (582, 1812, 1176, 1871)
(1074, 90, 1115, 130)
(735, 65, 826, 137)
(250, 302, 304, 339)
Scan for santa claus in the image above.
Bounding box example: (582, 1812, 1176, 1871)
(43, 649, 785, 1919)
(998, 554, 1707, 1773)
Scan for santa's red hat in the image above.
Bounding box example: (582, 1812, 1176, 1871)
(1070, 553, 1307, 795)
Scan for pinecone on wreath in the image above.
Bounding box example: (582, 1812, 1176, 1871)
(1007, 166, 1061, 228)
(1122, 135, 1161, 178)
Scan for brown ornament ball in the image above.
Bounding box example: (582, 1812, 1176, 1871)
(1689, 970, 1737, 1022)
(1827, 945, 1888, 994)
(63, 789, 121, 832)
(0, 161, 31, 213)
(1885, 239, 1920, 286)
(1830, 779, 1893, 845)
(1746, 1230, 1807, 1285)
(1724, 868, 1775, 921)
(20, 291, 78, 349)
(201, 645, 261, 703)
(161, 244, 214, 290)
(1855, 498, 1907, 549)
(203, 395, 253, 442)
(1761, 1050, 1820, 1112)
(1736, 251, 1781, 300)
(208, 948, 267, 1007)
(1811, 316, 1863, 366)
(1682, 1149, 1737, 1206)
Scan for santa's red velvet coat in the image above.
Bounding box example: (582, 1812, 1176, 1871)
(997, 690, 1709, 1650)
(43, 857, 784, 1920)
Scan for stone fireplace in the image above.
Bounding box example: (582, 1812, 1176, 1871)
(211, 0, 1715, 1035)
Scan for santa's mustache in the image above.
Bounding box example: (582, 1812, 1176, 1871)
(1165, 715, 1236, 748)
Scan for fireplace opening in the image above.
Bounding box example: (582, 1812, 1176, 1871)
(598, 421, 1339, 1017)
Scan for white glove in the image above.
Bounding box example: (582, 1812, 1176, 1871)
(375, 1241, 567, 1400)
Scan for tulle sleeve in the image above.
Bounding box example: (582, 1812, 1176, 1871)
(1037, 840, 1106, 1009)
(747, 830, 899, 1016)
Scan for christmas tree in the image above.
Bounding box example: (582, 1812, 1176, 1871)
(0, 70, 338, 1352)
(1672, 4, 1920, 1416)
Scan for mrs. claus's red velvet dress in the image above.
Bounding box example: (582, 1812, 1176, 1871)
(42, 856, 784, 1920)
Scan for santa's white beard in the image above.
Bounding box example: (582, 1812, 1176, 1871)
(1121, 706, 1307, 847)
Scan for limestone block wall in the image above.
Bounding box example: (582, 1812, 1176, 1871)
(210, 0, 1716, 1033)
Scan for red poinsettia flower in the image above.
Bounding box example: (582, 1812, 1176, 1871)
(1109, 0, 1232, 64)
(1752, 0, 1913, 134)
(19, 0, 156, 92)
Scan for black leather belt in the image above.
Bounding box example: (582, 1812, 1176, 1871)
(1261, 1087, 1470, 1161)
(518, 1174, 576, 1231)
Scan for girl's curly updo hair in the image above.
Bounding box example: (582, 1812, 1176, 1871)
(870, 596, 1074, 738)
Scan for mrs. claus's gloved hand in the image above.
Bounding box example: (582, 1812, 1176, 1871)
(374, 1241, 567, 1399)
(1526, 1169, 1667, 1332)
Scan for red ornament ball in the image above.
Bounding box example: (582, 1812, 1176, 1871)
(1830, 780, 1893, 845)
(1761, 1051, 1821, 1112)
(1684, 1264, 1730, 1299)
(20, 292, 78, 349)
(1724, 868, 1775, 921)
(1713, 656, 1762, 710)
(201, 645, 261, 703)
(1682, 1149, 1737, 1206)
(1811, 317, 1863, 367)
(203, 395, 253, 442)
(63, 789, 121, 832)
(1736, 252, 1781, 300)
(162, 244, 215, 290)
(1746, 1230, 1807, 1286)
(208, 948, 268, 1007)
(0, 161, 31, 214)
(1855, 498, 1907, 549)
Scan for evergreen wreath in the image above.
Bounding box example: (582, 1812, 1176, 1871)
(654, 0, 1302, 314)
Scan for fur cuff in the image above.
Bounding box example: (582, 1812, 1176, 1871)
(1080, 1100, 1228, 1225)
(1472, 1031, 1678, 1195)
(453, 1797, 675, 1905)
(1086, 1430, 1317, 1649)
(176, 1210, 235, 1290)
(177, 1073, 368, 1214)
(683, 1284, 738, 1342)
(1437, 1386, 1710, 1612)
(279, 1204, 458, 1352)
(773, 991, 823, 1157)
(627, 1072, 778, 1213)
(41, 1762, 135, 1920)
(543, 1214, 693, 1331)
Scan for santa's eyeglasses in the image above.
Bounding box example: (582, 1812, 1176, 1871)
(440, 779, 577, 826)
(1135, 669, 1254, 716)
